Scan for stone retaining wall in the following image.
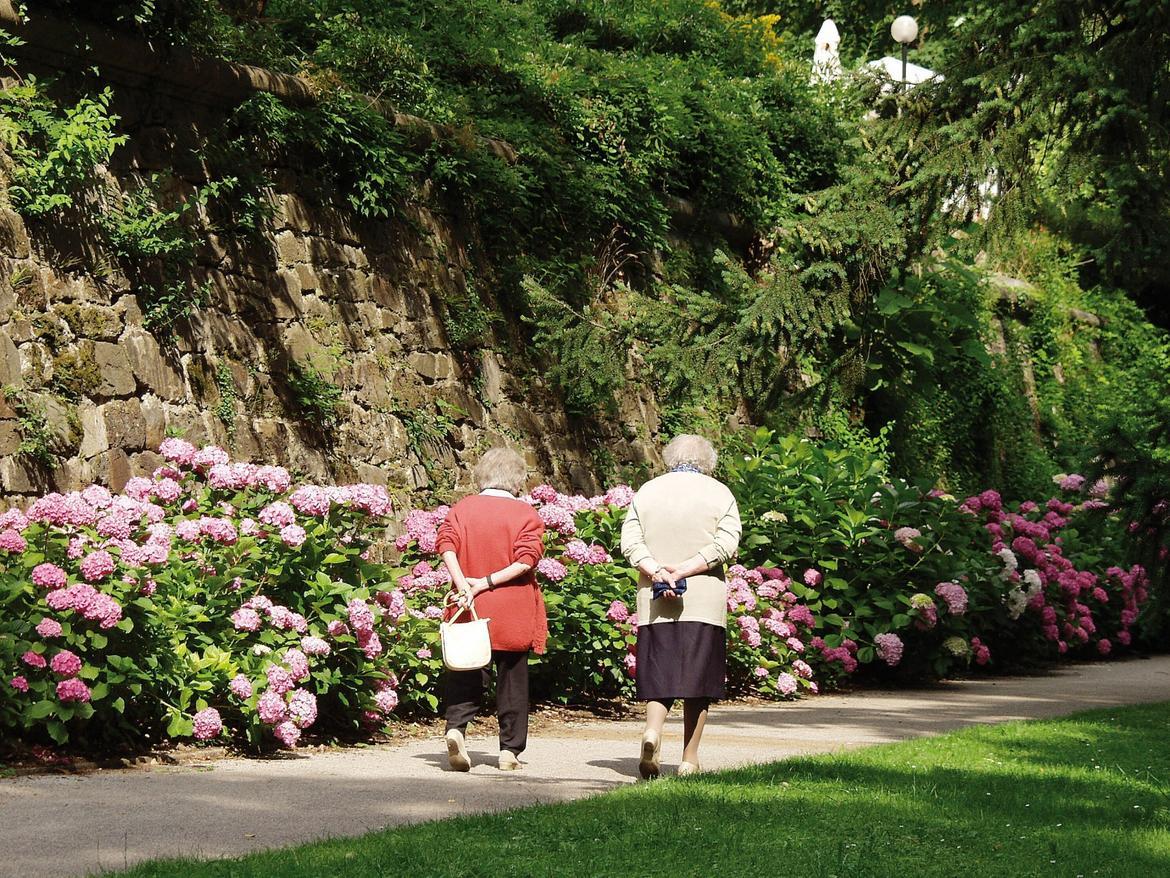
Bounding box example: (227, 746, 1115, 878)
(0, 102, 661, 508)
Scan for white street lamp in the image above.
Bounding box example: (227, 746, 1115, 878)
(890, 14, 918, 88)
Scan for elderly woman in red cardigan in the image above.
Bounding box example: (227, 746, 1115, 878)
(437, 447, 546, 772)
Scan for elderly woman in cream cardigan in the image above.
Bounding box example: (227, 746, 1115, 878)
(620, 434, 741, 778)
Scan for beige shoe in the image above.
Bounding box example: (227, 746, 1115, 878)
(638, 729, 661, 779)
(677, 761, 700, 777)
(498, 750, 522, 771)
(446, 729, 470, 772)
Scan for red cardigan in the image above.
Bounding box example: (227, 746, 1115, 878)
(436, 494, 548, 653)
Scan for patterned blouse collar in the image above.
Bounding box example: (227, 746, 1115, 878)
(669, 464, 704, 475)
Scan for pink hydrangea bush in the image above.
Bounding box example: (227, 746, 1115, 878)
(0, 441, 410, 749)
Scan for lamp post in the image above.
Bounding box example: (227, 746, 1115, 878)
(890, 14, 918, 89)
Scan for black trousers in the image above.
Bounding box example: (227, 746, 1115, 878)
(443, 650, 530, 755)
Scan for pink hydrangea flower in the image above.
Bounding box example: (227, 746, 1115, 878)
(288, 689, 318, 729)
(787, 605, 815, 628)
(229, 675, 253, 699)
(175, 520, 201, 542)
(273, 720, 301, 748)
(192, 708, 223, 740)
(0, 529, 27, 553)
(893, 527, 923, 551)
(874, 632, 904, 667)
(257, 690, 287, 724)
(266, 665, 294, 695)
(358, 629, 382, 659)
(289, 485, 332, 516)
(375, 590, 407, 619)
(279, 524, 307, 548)
(284, 649, 310, 682)
(231, 608, 262, 632)
(416, 648, 432, 660)
(192, 445, 229, 469)
(606, 600, 630, 623)
(536, 558, 568, 582)
(301, 636, 331, 657)
(776, 673, 798, 696)
(49, 650, 82, 677)
(10, 675, 29, 692)
(792, 659, 813, 679)
(538, 504, 576, 536)
(79, 550, 115, 583)
(56, 678, 91, 703)
(934, 582, 968, 615)
(259, 501, 296, 528)
(254, 465, 291, 493)
(159, 438, 196, 466)
(21, 651, 47, 669)
(603, 485, 635, 508)
(374, 687, 399, 714)
(803, 568, 823, 587)
(327, 620, 350, 638)
(971, 636, 991, 665)
(31, 563, 67, 590)
(348, 599, 375, 633)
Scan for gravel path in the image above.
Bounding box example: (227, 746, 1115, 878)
(4, 655, 1169, 878)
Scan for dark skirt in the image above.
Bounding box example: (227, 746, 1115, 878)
(636, 621, 726, 701)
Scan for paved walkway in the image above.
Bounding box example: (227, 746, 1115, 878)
(4, 656, 1170, 878)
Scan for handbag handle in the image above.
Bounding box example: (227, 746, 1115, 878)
(445, 594, 481, 623)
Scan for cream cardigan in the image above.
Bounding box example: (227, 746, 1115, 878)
(619, 471, 742, 629)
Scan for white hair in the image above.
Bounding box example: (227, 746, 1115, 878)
(662, 434, 718, 474)
(473, 447, 528, 495)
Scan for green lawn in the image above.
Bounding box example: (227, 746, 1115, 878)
(113, 703, 1170, 878)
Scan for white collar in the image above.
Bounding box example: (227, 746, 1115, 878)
(480, 488, 516, 498)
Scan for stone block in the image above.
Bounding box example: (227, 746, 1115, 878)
(274, 231, 309, 266)
(140, 395, 167, 450)
(0, 208, 31, 259)
(407, 351, 455, 382)
(19, 342, 51, 390)
(295, 264, 320, 292)
(78, 403, 108, 460)
(114, 294, 144, 326)
(98, 448, 132, 493)
(369, 275, 407, 313)
(129, 450, 165, 478)
(123, 328, 185, 400)
(306, 237, 349, 268)
(0, 420, 20, 456)
(0, 457, 40, 493)
(0, 329, 23, 388)
(353, 463, 388, 486)
(102, 399, 147, 451)
(54, 303, 123, 341)
(272, 269, 304, 319)
(93, 342, 137, 397)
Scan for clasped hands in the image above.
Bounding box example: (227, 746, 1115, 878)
(651, 563, 683, 599)
(447, 576, 489, 608)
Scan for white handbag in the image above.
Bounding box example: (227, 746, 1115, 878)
(440, 601, 492, 671)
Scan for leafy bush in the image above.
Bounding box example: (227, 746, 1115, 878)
(1, 432, 1155, 753)
(0, 81, 125, 216)
(722, 429, 1155, 678)
(0, 441, 419, 749)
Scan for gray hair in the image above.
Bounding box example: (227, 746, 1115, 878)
(473, 447, 529, 495)
(662, 434, 718, 475)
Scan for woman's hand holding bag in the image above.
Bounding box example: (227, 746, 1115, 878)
(440, 594, 492, 671)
